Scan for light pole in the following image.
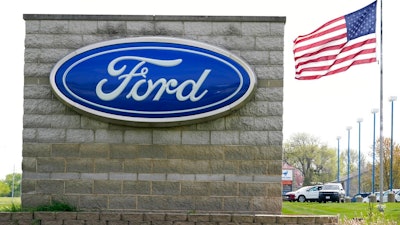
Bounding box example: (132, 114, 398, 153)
(371, 108, 378, 193)
(357, 118, 363, 194)
(346, 126, 352, 197)
(337, 136, 341, 183)
(389, 96, 397, 191)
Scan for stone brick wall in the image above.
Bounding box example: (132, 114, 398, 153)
(22, 14, 285, 213)
(0, 212, 338, 225)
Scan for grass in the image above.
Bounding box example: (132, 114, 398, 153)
(283, 201, 400, 222)
(0, 197, 20, 209)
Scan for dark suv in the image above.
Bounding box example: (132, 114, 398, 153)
(318, 183, 345, 203)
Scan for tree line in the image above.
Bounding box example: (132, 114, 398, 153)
(0, 173, 21, 197)
(284, 132, 400, 191)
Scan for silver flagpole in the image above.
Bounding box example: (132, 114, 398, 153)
(378, 0, 384, 207)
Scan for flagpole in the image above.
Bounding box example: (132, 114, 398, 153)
(378, 0, 384, 206)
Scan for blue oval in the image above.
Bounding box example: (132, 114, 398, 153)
(50, 37, 257, 126)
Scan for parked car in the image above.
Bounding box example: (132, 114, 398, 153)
(318, 183, 345, 203)
(284, 186, 311, 202)
(395, 190, 400, 202)
(381, 189, 400, 202)
(284, 185, 322, 202)
(351, 193, 371, 202)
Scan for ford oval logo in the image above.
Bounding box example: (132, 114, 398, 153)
(50, 37, 257, 126)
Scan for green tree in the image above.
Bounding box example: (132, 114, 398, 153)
(283, 133, 336, 185)
(4, 173, 22, 197)
(0, 181, 11, 197)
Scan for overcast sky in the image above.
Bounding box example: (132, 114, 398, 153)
(0, 0, 397, 179)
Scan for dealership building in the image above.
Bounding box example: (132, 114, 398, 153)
(22, 14, 285, 214)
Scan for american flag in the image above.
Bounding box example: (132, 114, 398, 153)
(293, 1, 377, 80)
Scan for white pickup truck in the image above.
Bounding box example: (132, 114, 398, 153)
(285, 185, 323, 202)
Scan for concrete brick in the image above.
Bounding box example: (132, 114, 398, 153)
(40, 20, 69, 34)
(182, 131, 210, 145)
(124, 130, 152, 144)
(141, 196, 194, 211)
(151, 181, 180, 195)
(52, 144, 80, 157)
(196, 117, 225, 130)
(256, 36, 283, 51)
(24, 85, 52, 99)
(109, 173, 136, 181)
(138, 173, 166, 181)
(209, 182, 237, 196)
(270, 50, 284, 65)
(23, 143, 51, 157)
(37, 157, 65, 172)
(152, 159, 181, 173)
(24, 63, 53, 77)
(124, 159, 152, 173)
(123, 181, 151, 195)
(121, 213, 143, 222)
(81, 117, 109, 129)
(51, 173, 80, 180)
(80, 143, 110, 158)
(167, 174, 195, 181)
(210, 131, 239, 145)
(225, 116, 255, 130)
(94, 180, 122, 194)
(95, 130, 123, 143)
(79, 195, 108, 210)
(184, 22, 212, 35)
(24, 99, 66, 114)
(36, 180, 64, 194)
(94, 159, 123, 173)
(81, 173, 108, 180)
(212, 22, 241, 36)
(181, 182, 209, 196)
(239, 161, 267, 175)
(242, 22, 270, 36)
(127, 21, 155, 35)
(66, 129, 95, 143)
(181, 160, 211, 174)
(239, 131, 269, 145)
(66, 159, 94, 173)
(22, 158, 37, 173)
(69, 21, 98, 34)
(155, 21, 184, 35)
(97, 21, 127, 35)
(152, 130, 181, 144)
(268, 131, 283, 145)
(38, 48, 72, 63)
(224, 146, 257, 160)
(239, 183, 267, 196)
(23, 128, 37, 142)
(109, 196, 136, 210)
(76, 212, 100, 220)
(25, 20, 40, 33)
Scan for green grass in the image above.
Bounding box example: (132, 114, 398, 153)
(0, 197, 20, 207)
(283, 201, 400, 222)
(0, 197, 21, 211)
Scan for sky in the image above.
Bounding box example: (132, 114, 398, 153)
(0, 0, 398, 179)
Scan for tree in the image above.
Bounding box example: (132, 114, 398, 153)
(374, 138, 400, 189)
(283, 133, 336, 185)
(3, 173, 22, 197)
(0, 181, 10, 197)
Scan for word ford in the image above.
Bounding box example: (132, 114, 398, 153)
(96, 56, 209, 102)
